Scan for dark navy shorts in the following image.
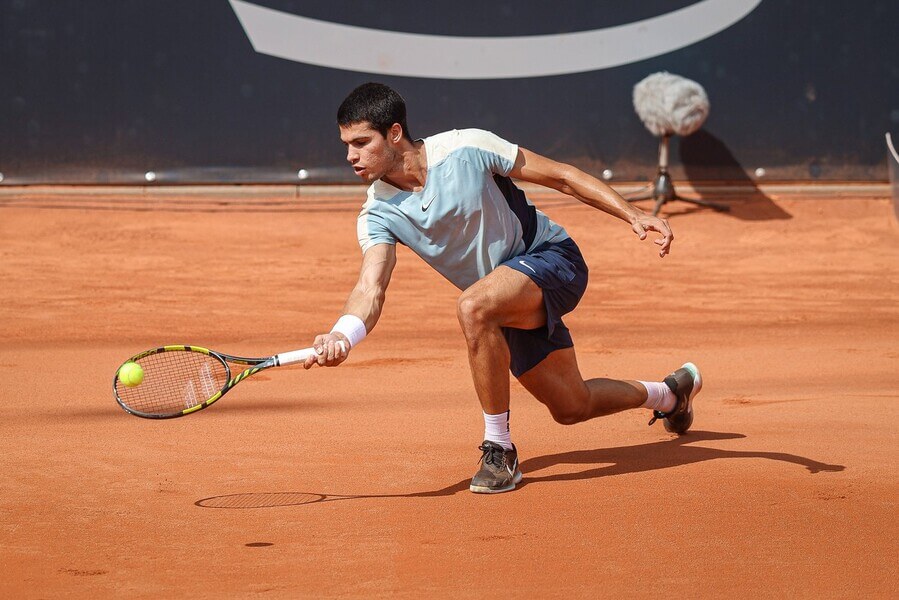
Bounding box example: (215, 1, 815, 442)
(500, 237, 589, 377)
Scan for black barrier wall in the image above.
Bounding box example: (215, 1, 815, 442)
(1, 1, 897, 184)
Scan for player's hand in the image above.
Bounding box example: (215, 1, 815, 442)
(303, 333, 349, 369)
(631, 214, 673, 257)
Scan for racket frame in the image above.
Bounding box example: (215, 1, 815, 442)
(114, 345, 274, 419)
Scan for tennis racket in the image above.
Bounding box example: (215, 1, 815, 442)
(112, 343, 343, 419)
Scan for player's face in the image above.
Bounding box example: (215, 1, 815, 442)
(339, 122, 398, 183)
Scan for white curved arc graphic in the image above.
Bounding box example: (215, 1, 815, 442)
(229, 0, 762, 79)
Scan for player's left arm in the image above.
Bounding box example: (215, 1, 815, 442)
(510, 147, 673, 257)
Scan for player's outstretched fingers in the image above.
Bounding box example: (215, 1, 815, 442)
(632, 221, 648, 241)
(633, 215, 673, 257)
(657, 222, 673, 257)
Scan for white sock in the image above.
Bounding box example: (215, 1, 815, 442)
(638, 381, 676, 413)
(483, 410, 513, 450)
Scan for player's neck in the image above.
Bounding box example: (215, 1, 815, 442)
(381, 140, 427, 192)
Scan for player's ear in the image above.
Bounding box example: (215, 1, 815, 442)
(388, 123, 403, 143)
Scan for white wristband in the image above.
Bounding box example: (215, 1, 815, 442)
(330, 314, 367, 349)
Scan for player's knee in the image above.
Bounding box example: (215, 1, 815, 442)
(538, 384, 590, 425)
(456, 291, 492, 334)
(547, 401, 587, 425)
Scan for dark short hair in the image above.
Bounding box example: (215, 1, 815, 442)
(337, 82, 411, 140)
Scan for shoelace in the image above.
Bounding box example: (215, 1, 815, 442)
(648, 375, 682, 426)
(478, 444, 503, 467)
(647, 410, 666, 426)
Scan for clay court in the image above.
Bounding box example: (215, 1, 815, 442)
(0, 184, 896, 598)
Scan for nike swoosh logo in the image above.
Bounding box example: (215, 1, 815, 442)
(229, 0, 762, 79)
(421, 196, 435, 211)
(518, 260, 537, 274)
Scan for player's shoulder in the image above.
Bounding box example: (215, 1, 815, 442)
(426, 128, 511, 149)
(358, 180, 405, 218)
(360, 181, 385, 208)
(425, 128, 517, 165)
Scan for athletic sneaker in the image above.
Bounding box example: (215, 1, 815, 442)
(470, 441, 522, 494)
(649, 362, 702, 434)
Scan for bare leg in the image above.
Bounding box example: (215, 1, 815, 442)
(457, 266, 647, 421)
(517, 347, 647, 424)
(456, 267, 547, 415)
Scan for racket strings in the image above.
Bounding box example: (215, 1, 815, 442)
(115, 351, 229, 417)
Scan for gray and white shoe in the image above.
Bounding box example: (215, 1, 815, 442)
(470, 441, 522, 494)
(649, 362, 702, 434)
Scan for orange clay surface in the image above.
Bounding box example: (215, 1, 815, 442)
(0, 184, 897, 598)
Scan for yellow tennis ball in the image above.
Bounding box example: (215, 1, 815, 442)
(119, 362, 144, 387)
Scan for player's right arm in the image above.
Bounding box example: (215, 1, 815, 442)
(304, 243, 397, 368)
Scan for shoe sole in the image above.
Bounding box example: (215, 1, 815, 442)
(469, 470, 523, 494)
(664, 362, 701, 434)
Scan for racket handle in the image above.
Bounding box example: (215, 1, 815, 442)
(275, 341, 347, 366)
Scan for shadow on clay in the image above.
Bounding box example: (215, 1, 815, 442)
(193, 431, 844, 509)
(677, 130, 793, 222)
(514, 430, 843, 489)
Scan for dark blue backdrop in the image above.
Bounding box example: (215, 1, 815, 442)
(1, 1, 896, 183)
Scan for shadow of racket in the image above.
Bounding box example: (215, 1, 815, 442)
(196, 492, 358, 508)
(194, 487, 467, 509)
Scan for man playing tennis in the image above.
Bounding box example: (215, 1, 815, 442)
(305, 83, 701, 494)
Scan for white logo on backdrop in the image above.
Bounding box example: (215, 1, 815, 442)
(229, 0, 762, 79)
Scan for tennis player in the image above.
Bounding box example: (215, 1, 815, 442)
(305, 83, 701, 494)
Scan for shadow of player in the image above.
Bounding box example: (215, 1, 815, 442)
(514, 430, 842, 490)
(418, 430, 842, 496)
(195, 431, 844, 508)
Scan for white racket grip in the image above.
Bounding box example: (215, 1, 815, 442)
(275, 341, 347, 366)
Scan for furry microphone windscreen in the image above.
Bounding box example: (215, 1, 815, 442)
(633, 72, 710, 137)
